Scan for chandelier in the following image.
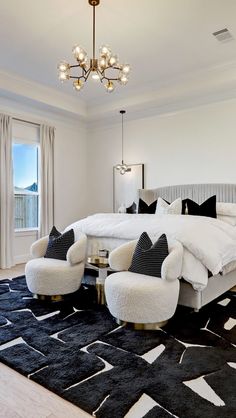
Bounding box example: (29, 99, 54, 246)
(116, 110, 131, 175)
(57, 0, 130, 93)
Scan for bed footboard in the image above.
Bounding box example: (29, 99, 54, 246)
(178, 269, 236, 309)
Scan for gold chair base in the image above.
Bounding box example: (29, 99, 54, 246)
(115, 318, 168, 330)
(33, 294, 64, 302)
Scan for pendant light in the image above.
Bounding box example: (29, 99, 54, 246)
(115, 110, 130, 175)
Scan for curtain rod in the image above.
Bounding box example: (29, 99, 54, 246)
(13, 117, 40, 127)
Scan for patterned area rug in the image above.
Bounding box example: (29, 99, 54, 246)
(0, 276, 235, 418)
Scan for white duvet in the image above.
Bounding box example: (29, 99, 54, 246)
(66, 213, 236, 291)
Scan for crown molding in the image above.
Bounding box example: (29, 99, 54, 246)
(1, 60, 236, 128)
(0, 70, 87, 121)
(87, 60, 236, 127)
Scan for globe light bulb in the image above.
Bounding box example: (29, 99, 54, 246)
(99, 57, 107, 69)
(120, 168, 126, 175)
(78, 51, 86, 62)
(73, 79, 84, 91)
(72, 44, 82, 57)
(119, 74, 128, 85)
(122, 163, 128, 171)
(116, 164, 122, 170)
(58, 61, 69, 72)
(122, 64, 130, 74)
(105, 80, 115, 92)
(108, 55, 118, 67)
(92, 71, 100, 81)
(81, 56, 88, 68)
(72, 45, 87, 62)
(99, 45, 111, 58)
(58, 71, 69, 82)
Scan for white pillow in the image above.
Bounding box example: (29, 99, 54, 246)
(217, 215, 236, 226)
(216, 202, 236, 217)
(156, 197, 182, 215)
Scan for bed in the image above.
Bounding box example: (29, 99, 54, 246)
(67, 183, 236, 311)
(139, 183, 236, 310)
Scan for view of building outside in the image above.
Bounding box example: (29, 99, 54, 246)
(12, 143, 39, 229)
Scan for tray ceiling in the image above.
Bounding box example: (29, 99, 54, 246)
(0, 0, 236, 109)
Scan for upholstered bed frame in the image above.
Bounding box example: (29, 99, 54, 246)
(138, 183, 236, 310)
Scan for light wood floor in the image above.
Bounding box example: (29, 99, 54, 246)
(0, 264, 25, 280)
(0, 265, 92, 418)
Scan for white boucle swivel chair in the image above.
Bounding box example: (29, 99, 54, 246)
(25, 233, 87, 300)
(105, 239, 183, 328)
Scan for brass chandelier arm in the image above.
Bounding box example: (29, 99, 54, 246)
(84, 68, 92, 81)
(101, 76, 121, 81)
(69, 68, 91, 81)
(96, 69, 105, 82)
(69, 76, 86, 80)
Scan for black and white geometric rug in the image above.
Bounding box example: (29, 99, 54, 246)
(0, 276, 235, 418)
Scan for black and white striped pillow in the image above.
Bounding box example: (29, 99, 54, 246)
(44, 226, 74, 261)
(128, 232, 168, 278)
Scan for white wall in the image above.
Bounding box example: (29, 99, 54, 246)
(0, 97, 87, 264)
(3, 93, 236, 264)
(87, 98, 236, 213)
(54, 122, 87, 230)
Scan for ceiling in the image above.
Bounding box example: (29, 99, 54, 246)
(1, 0, 236, 113)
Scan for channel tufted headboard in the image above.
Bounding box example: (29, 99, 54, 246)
(138, 183, 236, 204)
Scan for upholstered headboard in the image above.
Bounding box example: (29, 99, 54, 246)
(138, 184, 236, 204)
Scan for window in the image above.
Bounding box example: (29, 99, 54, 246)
(13, 142, 39, 230)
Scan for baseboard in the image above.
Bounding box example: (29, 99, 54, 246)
(14, 254, 30, 265)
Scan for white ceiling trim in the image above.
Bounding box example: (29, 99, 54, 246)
(87, 60, 236, 125)
(0, 70, 87, 120)
(1, 60, 236, 126)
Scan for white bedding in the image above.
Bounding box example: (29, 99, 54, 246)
(66, 213, 236, 291)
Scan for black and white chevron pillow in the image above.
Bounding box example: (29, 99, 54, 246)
(128, 232, 168, 278)
(44, 226, 74, 261)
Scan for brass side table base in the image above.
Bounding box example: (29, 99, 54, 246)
(96, 283, 106, 305)
(33, 294, 64, 302)
(87, 256, 109, 305)
(116, 318, 168, 330)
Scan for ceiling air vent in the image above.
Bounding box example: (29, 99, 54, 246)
(212, 28, 234, 43)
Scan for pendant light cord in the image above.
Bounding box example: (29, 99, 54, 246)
(121, 112, 124, 164)
(93, 5, 96, 60)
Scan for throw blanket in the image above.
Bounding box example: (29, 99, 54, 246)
(67, 214, 236, 290)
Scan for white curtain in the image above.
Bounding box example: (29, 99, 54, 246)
(39, 124, 55, 237)
(0, 114, 14, 269)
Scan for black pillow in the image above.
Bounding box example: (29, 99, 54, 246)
(138, 198, 157, 214)
(49, 225, 61, 239)
(185, 195, 216, 218)
(45, 226, 74, 260)
(181, 199, 188, 215)
(128, 232, 169, 278)
(126, 201, 137, 214)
